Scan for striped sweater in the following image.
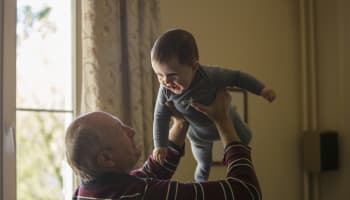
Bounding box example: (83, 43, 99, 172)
(73, 142, 261, 200)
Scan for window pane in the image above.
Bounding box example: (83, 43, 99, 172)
(16, 111, 72, 200)
(16, 1, 74, 200)
(16, 0, 72, 110)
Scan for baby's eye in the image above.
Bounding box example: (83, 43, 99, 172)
(167, 74, 178, 80)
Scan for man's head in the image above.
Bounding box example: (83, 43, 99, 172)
(65, 111, 140, 181)
(151, 29, 199, 94)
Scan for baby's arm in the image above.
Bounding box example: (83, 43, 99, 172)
(260, 87, 276, 102)
(153, 100, 189, 163)
(233, 71, 265, 95)
(152, 147, 168, 164)
(153, 87, 172, 163)
(209, 66, 276, 102)
(237, 72, 277, 102)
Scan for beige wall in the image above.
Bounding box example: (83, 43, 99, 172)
(316, 0, 350, 199)
(160, 1, 302, 200)
(160, 1, 350, 199)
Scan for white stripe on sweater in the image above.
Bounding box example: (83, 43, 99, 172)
(226, 177, 255, 200)
(219, 182, 227, 200)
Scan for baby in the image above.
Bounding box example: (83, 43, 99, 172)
(151, 28, 276, 182)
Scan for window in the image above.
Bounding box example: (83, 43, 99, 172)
(16, 0, 76, 199)
(2, 0, 79, 198)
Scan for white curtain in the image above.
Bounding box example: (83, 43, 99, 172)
(81, 0, 160, 164)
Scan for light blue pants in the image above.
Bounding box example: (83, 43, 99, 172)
(187, 106, 252, 182)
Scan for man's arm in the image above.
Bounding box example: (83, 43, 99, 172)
(129, 90, 262, 199)
(194, 88, 261, 198)
(142, 143, 261, 200)
(159, 89, 261, 199)
(131, 141, 184, 179)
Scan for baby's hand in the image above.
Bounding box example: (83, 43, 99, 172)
(261, 87, 276, 102)
(152, 147, 168, 164)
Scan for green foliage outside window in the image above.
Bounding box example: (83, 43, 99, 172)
(16, 1, 71, 199)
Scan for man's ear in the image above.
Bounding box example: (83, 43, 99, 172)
(97, 150, 115, 167)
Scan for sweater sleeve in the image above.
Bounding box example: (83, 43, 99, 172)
(153, 86, 172, 148)
(207, 66, 265, 96)
(130, 141, 184, 179)
(142, 143, 262, 200)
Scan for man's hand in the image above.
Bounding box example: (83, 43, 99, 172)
(261, 87, 276, 102)
(191, 89, 231, 123)
(191, 89, 241, 147)
(153, 147, 168, 164)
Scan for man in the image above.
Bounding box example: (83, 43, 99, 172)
(65, 89, 261, 199)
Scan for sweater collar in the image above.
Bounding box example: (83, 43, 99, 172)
(82, 172, 139, 186)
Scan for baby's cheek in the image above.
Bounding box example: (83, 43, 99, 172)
(177, 81, 188, 89)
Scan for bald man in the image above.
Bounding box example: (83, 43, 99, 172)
(65, 89, 261, 200)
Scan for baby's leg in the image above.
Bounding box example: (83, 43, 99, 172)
(188, 130, 213, 182)
(229, 106, 252, 145)
(191, 142, 213, 182)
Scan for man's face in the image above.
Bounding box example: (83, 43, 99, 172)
(152, 57, 198, 94)
(97, 113, 141, 172)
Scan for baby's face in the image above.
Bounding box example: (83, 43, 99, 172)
(152, 57, 198, 94)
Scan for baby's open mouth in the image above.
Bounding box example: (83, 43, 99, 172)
(167, 83, 179, 90)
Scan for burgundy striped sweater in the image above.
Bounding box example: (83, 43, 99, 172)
(73, 142, 261, 200)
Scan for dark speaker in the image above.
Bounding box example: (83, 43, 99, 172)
(320, 131, 338, 170)
(303, 131, 338, 172)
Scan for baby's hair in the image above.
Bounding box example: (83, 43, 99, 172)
(151, 28, 199, 65)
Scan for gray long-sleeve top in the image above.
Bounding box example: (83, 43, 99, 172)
(153, 65, 265, 148)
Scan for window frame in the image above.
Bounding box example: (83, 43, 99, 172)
(0, 0, 3, 197)
(1, 0, 81, 199)
(1, 0, 17, 199)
